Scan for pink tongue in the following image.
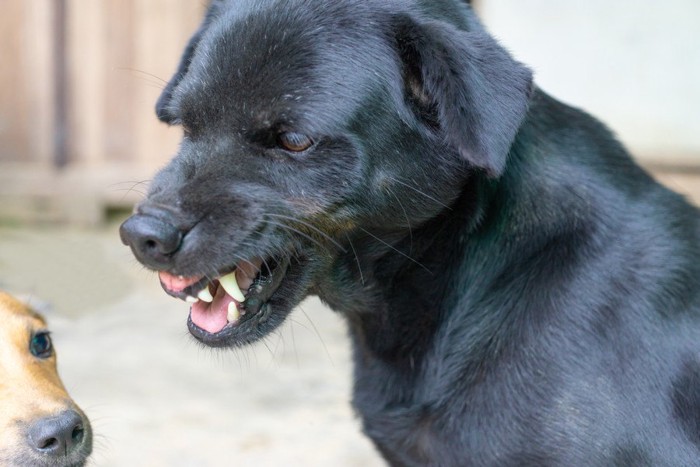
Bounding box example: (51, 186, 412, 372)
(159, 272, 203, 293)
(189, 285, 236, 334)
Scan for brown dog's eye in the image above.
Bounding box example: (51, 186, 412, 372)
(30, 332, 53, 359)
(277, 132, 313, 152)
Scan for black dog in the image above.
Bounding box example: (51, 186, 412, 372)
(120, 0, 700, 464)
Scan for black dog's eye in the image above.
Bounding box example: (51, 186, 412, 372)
(277, 132, 314, 152)
(30, 332, 53, 359)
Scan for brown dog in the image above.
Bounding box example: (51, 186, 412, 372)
(0, 292, 91, 467)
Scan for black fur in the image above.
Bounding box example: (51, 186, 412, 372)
(121, 0, 700, 464)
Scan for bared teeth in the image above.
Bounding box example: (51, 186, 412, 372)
(197, 287, 214, 303)
(185, 295, 199, 304)
(227, 302, 240, 323)
(219, 271, 245, 302)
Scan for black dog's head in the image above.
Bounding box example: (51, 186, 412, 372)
(120, 0, 532, 348)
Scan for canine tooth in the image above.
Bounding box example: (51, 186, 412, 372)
(227, 302, 240, 323)
(185, 296, 199, 304)
(198, 288, 214, 303)
(219, 272, 246, 302)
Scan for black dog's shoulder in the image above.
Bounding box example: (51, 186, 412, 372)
(349, 88, 700, 464)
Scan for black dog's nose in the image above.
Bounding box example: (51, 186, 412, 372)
(27, 410, 90, 458)
(120, 213, 183, 268)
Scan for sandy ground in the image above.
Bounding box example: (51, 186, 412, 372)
(0, 224, 385, 466)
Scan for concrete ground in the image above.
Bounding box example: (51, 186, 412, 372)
(0, 224, 384, 466)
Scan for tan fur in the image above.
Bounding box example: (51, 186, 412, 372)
(0, 292, 88, 463)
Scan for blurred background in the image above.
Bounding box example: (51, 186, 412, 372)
(0, 1, 698, 466)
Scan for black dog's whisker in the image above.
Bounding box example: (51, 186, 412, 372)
(260, 337, 276, 359)
(108, 180, 151, 203)
(229, 241, 265, 275)
(263, 220, 333, 254)
(108, 180, 151, 188)
(387, 176, 454, 211)
(114, 67, 169, 84)
(251, 253, 272, 278)
(233, 254, 262, 277)
(110, 187, 147, 194)
(203, 272, 218, 287)
(116, 74, 166, 91)
(266, 213, 347, 253)
(343, 231, 365, 285)
(287, 315, 301, 368)
(358, 227, 433, 275)
(385, 184, 413, 254)
(298, 305, 334, 366)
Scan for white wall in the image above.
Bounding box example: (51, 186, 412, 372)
(477, 1, 700, 164)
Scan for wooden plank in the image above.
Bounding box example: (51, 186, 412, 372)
(0, 0, 54, 165)
(0, 0, 29, 162)
(60, 0, 203, 169)
(66, 0, 105, 166)
(0, 0, 207, 224)
(132, 0, 204, 170)
(102, 0, 136, 164)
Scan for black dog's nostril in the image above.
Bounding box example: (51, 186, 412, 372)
(28, 410, 90, 457)
(119, 214, 184, 268)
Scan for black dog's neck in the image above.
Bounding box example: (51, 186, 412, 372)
(318, 171, 499, 366)
(319, 91, 613, 376)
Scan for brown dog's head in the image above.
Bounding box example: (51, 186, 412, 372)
(0, 292, 92, 467)
(120, 0, 532, 348)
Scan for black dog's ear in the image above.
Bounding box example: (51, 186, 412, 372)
(395, 16, 533, 177)
(156, 2, 223, 123)
(155, 29, 203, 123)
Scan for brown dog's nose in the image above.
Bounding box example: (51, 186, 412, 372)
(27, 410, 90, 458)
(120, 214, 183, 269)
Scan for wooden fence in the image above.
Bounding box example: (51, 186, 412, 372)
(0, 0, 204, 224)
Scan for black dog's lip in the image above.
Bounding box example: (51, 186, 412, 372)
(186, 255, 293, 346)
(160, 275, 214, 300)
